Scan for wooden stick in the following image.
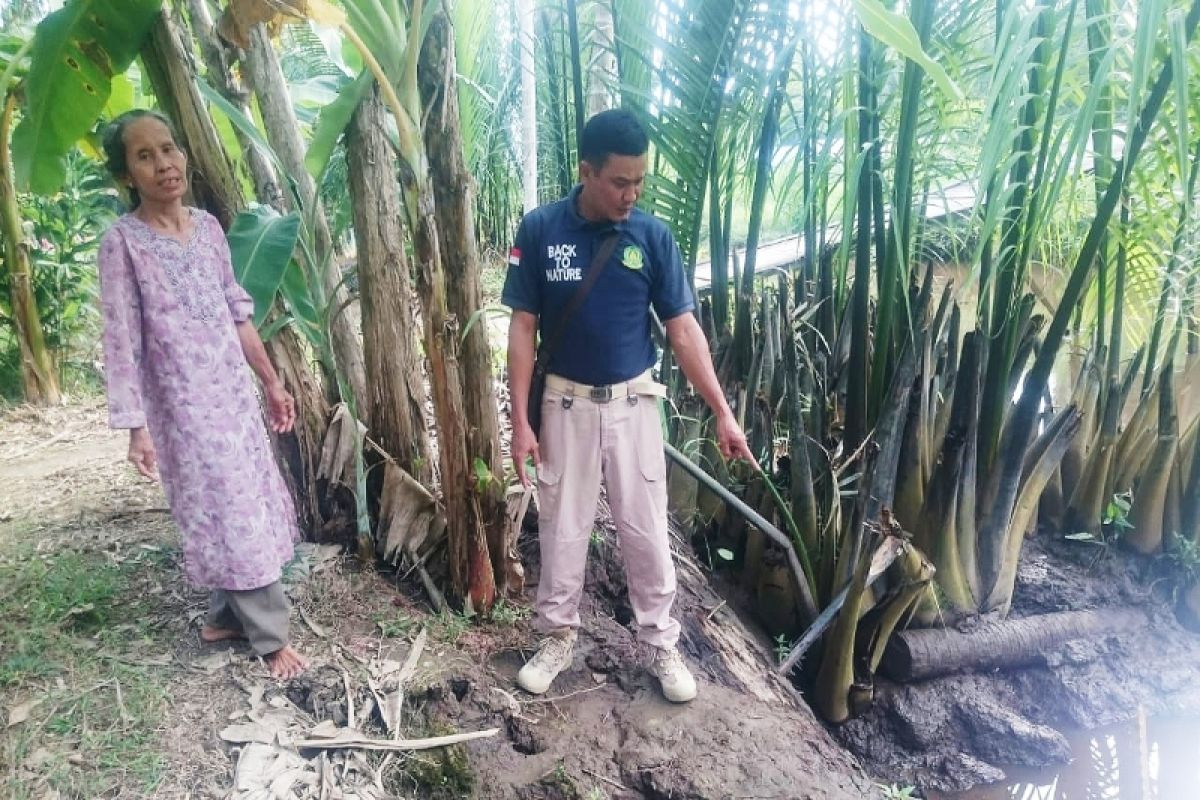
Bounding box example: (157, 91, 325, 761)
(522, 683, 607, 704)
(294, 727, 499, 752)
(341, 668, 355, 730)
(582, 768, 629, 791)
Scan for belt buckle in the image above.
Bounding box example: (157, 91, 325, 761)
(589, 385, 613, 403)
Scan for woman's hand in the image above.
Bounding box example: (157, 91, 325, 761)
(128, 428, 159, 481)
(265, 382, 296, 434)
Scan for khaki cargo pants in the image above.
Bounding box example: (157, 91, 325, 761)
(534, 373, 681, 649)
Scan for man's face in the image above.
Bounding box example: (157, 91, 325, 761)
(578, 153, 647, 223)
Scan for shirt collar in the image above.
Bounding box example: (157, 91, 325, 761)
(564, 185, 627, 234)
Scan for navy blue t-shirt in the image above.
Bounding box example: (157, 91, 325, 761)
(501, 186, 695, 385)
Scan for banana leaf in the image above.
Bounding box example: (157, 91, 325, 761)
(11, 0, 162, 194)
(227, 206, 301, 327)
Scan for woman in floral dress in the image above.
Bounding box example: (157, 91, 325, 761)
(98, 109, 307, 679)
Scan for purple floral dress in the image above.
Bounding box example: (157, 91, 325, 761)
(98, 208, 298, 590)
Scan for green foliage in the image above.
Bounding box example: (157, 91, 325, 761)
(0, 536, 172, 798)
(1104, 491, 1136, 532)
(452, 0, 521, 247)
(613, 0, 759, 267)
(315, 135, 355, 248)
(850, 0, 962, 102)
(773, 633, 790, 665)
(1164, 535, 1200, 582)
(1, 549, 124, 676)
(400, 718, 476, 798)
(430, 610, 473, 645)
(227, 206, 302, 327)
(306, 72, 371, 179)
(876, 784, 919, 800)
(1, 152, 116, 398)
(472, 456, 496, 494)
(1068, 491, 1136, 547)
(11, 0, 162, 194)
(373, 610, 420, 639)
(488, 599, 531, 626)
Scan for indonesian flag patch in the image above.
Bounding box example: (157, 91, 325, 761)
(508, 247, 521, 268)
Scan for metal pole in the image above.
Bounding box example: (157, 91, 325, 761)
(663, 443, 818, 623)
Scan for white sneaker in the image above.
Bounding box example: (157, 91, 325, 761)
(651, 645, 697, 703)
(516, 631, 576, 695)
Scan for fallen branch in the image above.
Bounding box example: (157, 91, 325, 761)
(583, 768, 629, 792)
(6, 423, 89, 461)
(522, 683, 607, 704)
(881, 606, 1147, 681)
(416, 561, 448, 614)
(294, 726, 499, 752)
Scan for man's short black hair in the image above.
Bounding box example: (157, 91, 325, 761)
(579, 108, 649, 168)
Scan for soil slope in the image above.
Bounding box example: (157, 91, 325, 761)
(0, 403, 875, 799)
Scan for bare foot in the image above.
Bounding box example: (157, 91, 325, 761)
(200, 624, 246, 643)
(264, 645, 308, 680)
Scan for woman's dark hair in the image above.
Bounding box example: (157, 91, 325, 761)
(101, 109, 182, 208)
(579, 108, 648, 169)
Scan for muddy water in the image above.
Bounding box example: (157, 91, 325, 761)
(928, 715, 1200, 800)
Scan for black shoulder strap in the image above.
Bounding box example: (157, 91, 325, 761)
(533, 232, 621, 375)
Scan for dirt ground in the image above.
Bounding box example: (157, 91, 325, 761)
(0, 402, 876, 800)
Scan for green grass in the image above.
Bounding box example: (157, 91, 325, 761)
(373, 609, 422, 639)
(0, 533, 170, 798)
(487, 599, 531, 627)
(371, 608, 477, 644)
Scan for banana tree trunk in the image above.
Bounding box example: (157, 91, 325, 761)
(140, 11, 243, 228)
(0, 89, 60, 405)
(419, 13, 509, 590)
(182, 0, 281, 209)
(267, 325, 332, 536)
(345, 85, 432, 484)
(410, 198, 495, 611)
(243, 23, 368, 407)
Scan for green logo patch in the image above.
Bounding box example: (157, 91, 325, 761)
(622, 245, 644, 270)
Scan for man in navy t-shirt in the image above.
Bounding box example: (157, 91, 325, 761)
(503, 109, 752, 703)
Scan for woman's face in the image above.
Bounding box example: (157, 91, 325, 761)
(121, 117, 187, 206)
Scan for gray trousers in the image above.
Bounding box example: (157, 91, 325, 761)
(205, 580, 290, 656)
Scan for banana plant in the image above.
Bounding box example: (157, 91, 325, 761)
(225, 0, 499, 613)
(2, 1, 159, 404)
(11, 0, 162, 194)
(2, 57, 59, 404)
